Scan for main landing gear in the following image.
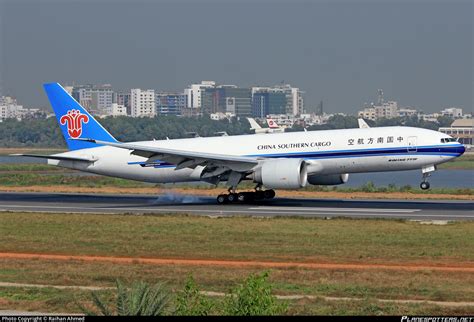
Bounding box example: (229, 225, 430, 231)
(420, 165, 435, 190)
(217, 189, 276, 204)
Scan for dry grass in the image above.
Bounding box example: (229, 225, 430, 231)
(1, 258, 473, 302)
(1, 212, 473, 264)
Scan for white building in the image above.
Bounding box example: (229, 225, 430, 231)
(358, 107, 377, 121)
(106, 103, 127, 117)
(131, 89, 156, 117)
(184, 81, 216, 109)
(397, 108, 418, 117)
(441, 107, 463, 118)
(210, 112, 234, 121)
(0, 96, 42, 120)
(420, 113, 441, 122)
(299, 113, 332, 126)
(358, 101, 398, 120)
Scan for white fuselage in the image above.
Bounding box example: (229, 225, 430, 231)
(49, 126, 465, 184)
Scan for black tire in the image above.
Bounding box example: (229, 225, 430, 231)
(420, 182, 430, 190)
(263, 189, 276, 199)
(217, 194, 227, 204)
(237, 193, 246, 202)
(254, 191, 265, 200)
(227, 193, 237, 203)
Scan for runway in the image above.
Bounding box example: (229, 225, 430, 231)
(0, 192, 472, 220)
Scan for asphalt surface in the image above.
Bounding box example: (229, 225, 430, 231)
(0, 192, 472, 220)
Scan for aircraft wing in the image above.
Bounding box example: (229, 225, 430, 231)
(74, 139, 259, 173)
(10, 154, 98, 162)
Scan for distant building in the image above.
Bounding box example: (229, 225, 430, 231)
(131, 89, 156, 117)
(210, 112, 234, 121)
(63, 86, 74, 95)
(439, 119, 473, 146)
(358, 90, 399, 120)
(72, 84, 113, 114)
(91, 84, 113, 115)
(72, 85, 93, 110)
(358, 107, 377, 121)
(376, 101, 398, 119)
(0, 96, 42, 120)
(420, 113, 440, 122)
(114, 92, 131, 115)
(441, 107, 463, 118)
(251, 84, 304, 116)
(201, 85, 252, 117)
(222, 86, 252, 116)
(156, 92, 187, 115)
(184, 81, 216, 109)
(397, 108, 418, 118)
(252, 91, 286, 117)
(106, 103, 127, 117)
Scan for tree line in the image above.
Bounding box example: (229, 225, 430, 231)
(0, 114, 454, 148)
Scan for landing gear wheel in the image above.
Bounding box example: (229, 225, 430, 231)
(217, 194, 227, 204)
(263, 189, 276, 199)
(254, 190, 265, 200)
(420, 182, 430, 190)
(227, 193, 237, 203)
(237, 192, 247, 202)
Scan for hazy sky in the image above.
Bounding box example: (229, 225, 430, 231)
(0, 0, 472, 114)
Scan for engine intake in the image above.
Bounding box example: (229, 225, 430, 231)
(307, 173, 349, 186)
(253, 158, 308, 189)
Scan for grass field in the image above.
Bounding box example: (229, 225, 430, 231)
(0, 212, 473, 315)
(437, 153, 474, 170)
(0, 163, 471, 198)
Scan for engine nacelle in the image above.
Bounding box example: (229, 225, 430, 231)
(253, 158, 308, 189)
(307, 173, 349, 186)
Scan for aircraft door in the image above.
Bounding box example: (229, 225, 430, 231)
(407, 136, 417, 152)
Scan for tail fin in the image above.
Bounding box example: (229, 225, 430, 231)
(247, 117, 262, 130)
(266, 118, 279, 129)
(43, 83, 117, 150)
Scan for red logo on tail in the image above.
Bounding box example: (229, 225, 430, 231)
(60, 109, 89, 138)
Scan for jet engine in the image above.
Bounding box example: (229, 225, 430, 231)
(307, 173, 349, 185)
(252, 158, 308, 189)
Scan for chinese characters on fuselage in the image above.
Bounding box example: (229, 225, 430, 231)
(348, 136, 404, 146)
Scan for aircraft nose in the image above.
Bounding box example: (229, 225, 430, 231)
(457, 144, 466, 155)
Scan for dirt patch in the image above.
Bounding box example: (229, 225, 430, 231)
(0, 185, 471, 200)
(1, 252, 473, 273)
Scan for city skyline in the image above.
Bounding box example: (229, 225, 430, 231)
(0, 0, 472, 113)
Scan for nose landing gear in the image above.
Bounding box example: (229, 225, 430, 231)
(420, 181, 430, 190)
(420, 165, 435, 190)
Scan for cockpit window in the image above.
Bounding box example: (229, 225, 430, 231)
(441, 138, 457, 143)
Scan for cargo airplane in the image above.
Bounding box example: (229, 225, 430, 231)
(15, 83, 466, 204)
